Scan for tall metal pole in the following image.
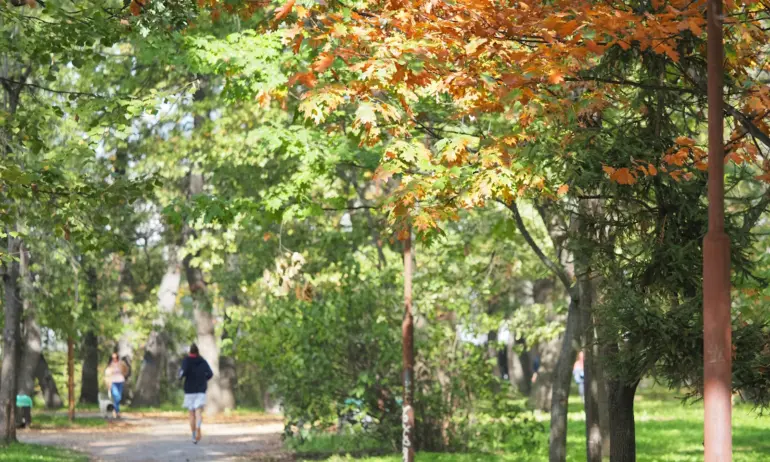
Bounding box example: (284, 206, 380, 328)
(704, 0, 732, 460)
(402, 229, 415, 462)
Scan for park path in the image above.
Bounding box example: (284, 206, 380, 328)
(18, 413, 287, 462)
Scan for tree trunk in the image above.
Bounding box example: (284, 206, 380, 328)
(67, 335, 75, 422)
(182, 169, 224, 415)
(132, 331, 165, 407)
(487, 330, 502, 383)
(179, 86, 224, 415)
(508, 339, 533, 396)
(35, 354, 64, 409)
(218, 294, 237, 411)
(133, 249, 180, 407)
(192, 307, 222, 413)
(597, 343, 611, 459)
(19, 248, 40, 398)
(219, 355, 237, 411)
(18, 316, 41, 397)
(548, 296, 580, 462)
(580, 277, 602, 462)
(0, 237, 23, 444)
(609, 380, 639, 462)
(531, 338, 560, 410)
(402, 231, 415, 462)
(79, 331, 99, 404)
(529, 278, 557, 409)
(79, 267, 99, 404)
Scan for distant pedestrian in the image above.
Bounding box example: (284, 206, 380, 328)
(178, 343, 213, 444)
(531, 355, 541, 383)
(105, 352, 128, 419)
(573, 351, 585, 402)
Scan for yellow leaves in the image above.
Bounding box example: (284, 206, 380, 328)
(464, 38, 488, 56)
(274, 0, 295, 22)
(557, 184, 570, 196)
(355, 102, 378, 127)
(414, 213, 437, 233)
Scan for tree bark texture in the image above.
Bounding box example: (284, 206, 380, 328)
(67, 335, 75, 422)
(609, 380, 639, 462)
(133, 250, 180, 407)
(548, 296, 580, 462)
(0, 237, 23, 444)
(580, 275, 602, 462)
(35, 354, 63, 409)
(507, 340, 533, 396)
(402, 231, 415, 462)
(79, 267, 100, 404)
(182, 168, 223, 415)
(19, 248, 39, 398)
(131, 331, 166, 407)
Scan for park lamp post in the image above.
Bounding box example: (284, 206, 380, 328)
(704, 0, 732, 460)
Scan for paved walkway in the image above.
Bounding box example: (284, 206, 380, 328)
(19, 414, 285, 461)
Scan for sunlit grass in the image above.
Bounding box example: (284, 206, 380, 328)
(29, 414, 108, 430)
(301, 386, 770, 461)
(0, 443, 87, 462)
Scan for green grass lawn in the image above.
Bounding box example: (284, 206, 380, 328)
(297, 387, 770, 461)
(29, 414, 108, 430)
(0, 443, 87, 462)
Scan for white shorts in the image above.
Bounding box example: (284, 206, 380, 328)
(183, 393, 206, 411)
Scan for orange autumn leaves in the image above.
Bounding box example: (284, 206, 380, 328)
(602, 134, 770, 185)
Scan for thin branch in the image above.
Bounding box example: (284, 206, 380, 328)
(320, 204, 379, 211)
(567, 77, 699, 95)
(499, 199, 573, 291)
(742, 191, 770, 233)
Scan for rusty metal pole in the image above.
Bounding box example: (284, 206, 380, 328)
(402, 228, 415, 462)
(704, 0, 732, 460)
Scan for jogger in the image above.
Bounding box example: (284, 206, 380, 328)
(179, 344, 213, 444)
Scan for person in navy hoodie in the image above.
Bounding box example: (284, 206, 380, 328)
(178, 343, 213, 444)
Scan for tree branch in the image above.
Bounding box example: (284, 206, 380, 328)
(723, 103, 770, 151)
(499, 199, 573, 292)
(567, 77, 699, 95)
(742, 191, 770, 233)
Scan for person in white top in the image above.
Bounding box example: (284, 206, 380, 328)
(104, 352, 127, 419)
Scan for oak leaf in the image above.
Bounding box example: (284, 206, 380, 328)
(274, 0, 295, 21)
(312, 53, 335, 73)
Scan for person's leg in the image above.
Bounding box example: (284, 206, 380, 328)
(111, 383, 123, 417)
(195, 406, 203, 442)
(189, 410, 197, 442)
